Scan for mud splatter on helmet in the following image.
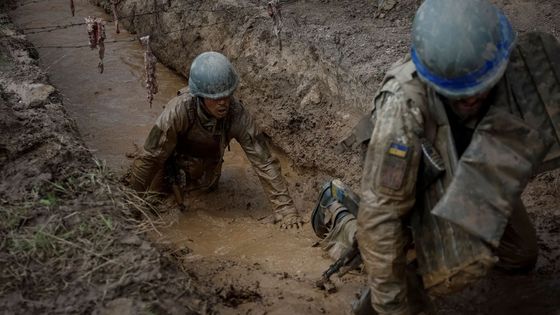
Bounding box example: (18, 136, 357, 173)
(411, 0, 516, 98)
(188, 51, 239, 99)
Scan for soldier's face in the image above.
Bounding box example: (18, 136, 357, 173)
(203, 96, 231, 119)
(449, 91, 490, 120)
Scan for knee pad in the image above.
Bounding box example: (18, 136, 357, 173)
(311, 179, 360, 238)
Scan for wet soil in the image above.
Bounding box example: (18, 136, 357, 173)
(5, 0, 560, 314)
(0, 12, 207, 315)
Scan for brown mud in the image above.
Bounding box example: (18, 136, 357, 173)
(0, 11, 208, 315)
(3, 0, 560, 314)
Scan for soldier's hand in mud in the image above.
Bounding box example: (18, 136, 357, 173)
(275, 212, 304, 230)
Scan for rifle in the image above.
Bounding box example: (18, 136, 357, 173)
(316, 238, 362, 292)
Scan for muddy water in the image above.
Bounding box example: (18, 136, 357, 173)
(11, 0, 363, 313)
(12, 0, 179, 171)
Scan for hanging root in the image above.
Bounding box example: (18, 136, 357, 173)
(85, 17, 106, 73)
(140, 35, 158, 107)
(111, 0, 120, 34)
(70, 0, 75, 16)
(267, 0, 283, 50)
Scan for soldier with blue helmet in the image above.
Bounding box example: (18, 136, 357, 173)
(314, 0, 560, 313)
(130, 51, 303, 229)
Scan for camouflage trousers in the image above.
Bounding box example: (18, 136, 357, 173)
(319, 201, 358, 260)
(325, 200, 537, 272)
(323, 200, 537, 314)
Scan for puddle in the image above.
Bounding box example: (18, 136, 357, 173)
(12, 0, 182, 171)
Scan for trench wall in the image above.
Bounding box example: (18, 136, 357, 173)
(90, 0, 388, 188)
(88, 0, 560, 191)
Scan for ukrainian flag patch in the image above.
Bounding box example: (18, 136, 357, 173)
(388, 142, 409, 158)
(380, 142, 411, 190)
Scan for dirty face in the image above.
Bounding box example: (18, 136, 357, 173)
(449, 91, 490, 120)
(203, 96, 231, 119)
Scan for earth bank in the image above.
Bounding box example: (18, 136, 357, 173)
(90, 0, 560, 190)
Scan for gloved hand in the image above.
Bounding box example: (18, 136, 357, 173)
(274, 210, 304, 229)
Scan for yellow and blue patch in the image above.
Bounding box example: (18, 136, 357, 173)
(388, 142, 409, 158)
(380, 142, 411, 190)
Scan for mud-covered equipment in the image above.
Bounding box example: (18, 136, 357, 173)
(316, 236, 362, 292)
(188, 52, 239, 99)
(312, 179, 363, 292)
(165, 156, 187, 212)
(411, 0, 516, 99)
(311, 179, 360, 238)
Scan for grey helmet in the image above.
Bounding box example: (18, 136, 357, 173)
(411, 0, 517, 99)
(188, 52, 239, 99)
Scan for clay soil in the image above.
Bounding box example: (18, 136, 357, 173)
(2, 0, 560, 314)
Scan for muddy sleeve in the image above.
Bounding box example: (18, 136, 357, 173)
(356, 78, 424, 315)
(129, 96, 189, 191)
(233, 105, 297, 216)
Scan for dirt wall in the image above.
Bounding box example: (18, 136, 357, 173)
(0, 24, 90, 201)
(89, 0, 413, 189)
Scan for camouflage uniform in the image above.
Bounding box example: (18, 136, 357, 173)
(355, 76, 424, 315)
(355, 58, 549, 314)
(129, 93, 297, 217)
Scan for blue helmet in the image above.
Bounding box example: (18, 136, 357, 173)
(411, 0, 516, 98)
(188, 52, 239, 99)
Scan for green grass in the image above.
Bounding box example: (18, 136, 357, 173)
(39, 192, 57, 207)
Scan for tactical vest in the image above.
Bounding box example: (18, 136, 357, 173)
(171, 96, 234, 189)
(342, 32, 560, 295)
(175, 96, 233, 161)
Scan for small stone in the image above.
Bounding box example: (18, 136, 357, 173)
(8, 82, 55, 108)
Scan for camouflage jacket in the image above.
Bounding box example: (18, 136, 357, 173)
(129, 93, 297, 216)
(356, 32, 559, 314)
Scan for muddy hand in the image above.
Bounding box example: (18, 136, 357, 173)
(278, 212, 304, 229)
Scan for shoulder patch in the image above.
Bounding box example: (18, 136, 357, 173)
(388, 142, 409, 158)
(379, 142, 411, 190)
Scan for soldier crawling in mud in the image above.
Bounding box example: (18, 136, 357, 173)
(129, 51, 304, 229)
(312, 0, 560, 314)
